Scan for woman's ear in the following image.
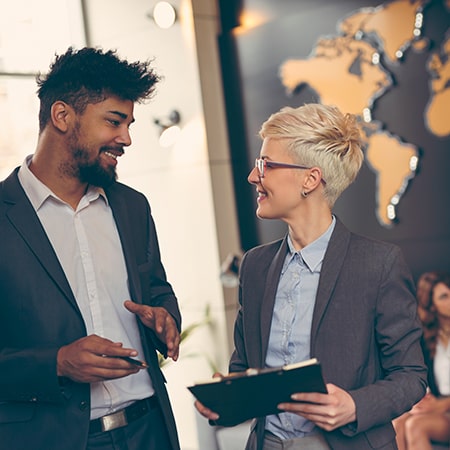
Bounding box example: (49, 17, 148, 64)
(50, 101, 71, 132)
(303, 167, 323, 192)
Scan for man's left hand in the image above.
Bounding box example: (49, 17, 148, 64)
(124, 301, 180, 361)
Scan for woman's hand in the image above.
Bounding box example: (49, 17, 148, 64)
(194, 372, 224, 421)
(278, 383, 356, 431)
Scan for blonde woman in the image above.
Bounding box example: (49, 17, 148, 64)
(196, 103, 427, 450)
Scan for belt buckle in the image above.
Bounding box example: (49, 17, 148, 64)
(100, 409, 128, 432)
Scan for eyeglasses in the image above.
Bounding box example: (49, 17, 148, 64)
(254, 158, 326, 184)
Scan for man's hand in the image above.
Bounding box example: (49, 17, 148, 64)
(278, 383, 356, 431)
(124, 301, 180, 361)
(57, 334, 145, 383)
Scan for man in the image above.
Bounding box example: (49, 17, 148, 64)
(0, 47, 182, 450)
(196, 104, 428, 449)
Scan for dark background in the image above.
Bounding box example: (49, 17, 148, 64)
(217, 0, 450, 281)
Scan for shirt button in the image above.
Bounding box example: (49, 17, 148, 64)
(79, 401, 89, 411)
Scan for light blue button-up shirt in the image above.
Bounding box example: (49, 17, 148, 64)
(265, 217, 335, 440)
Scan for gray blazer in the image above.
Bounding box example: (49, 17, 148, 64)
(0, 168, 181, 450)
(229, 218, 427, 450)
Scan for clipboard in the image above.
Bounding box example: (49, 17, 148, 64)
(188, 358, 327, 427)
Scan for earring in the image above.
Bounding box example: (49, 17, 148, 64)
(301, 191, 308, 198)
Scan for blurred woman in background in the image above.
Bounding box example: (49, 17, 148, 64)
(393, 271, 450, 450)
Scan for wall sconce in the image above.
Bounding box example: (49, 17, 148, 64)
(154, 109, 181, 147)
(149, 1, 177, 29)
(219, 253, 242, 288)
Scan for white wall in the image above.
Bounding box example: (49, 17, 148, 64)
(0, 0, 240, 447)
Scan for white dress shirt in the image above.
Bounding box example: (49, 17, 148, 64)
(18, 156, 154, 419)
(435, 338, 450, 396)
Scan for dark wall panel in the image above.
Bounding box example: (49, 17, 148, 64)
(218, 0, 450, 281)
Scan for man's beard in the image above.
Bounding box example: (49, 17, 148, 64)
(77, 149, 118, 188)
(68, 122, 118, 188)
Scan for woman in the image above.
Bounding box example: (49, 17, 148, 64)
(393, 271, 450, 450)
(196, 103, 427, 449)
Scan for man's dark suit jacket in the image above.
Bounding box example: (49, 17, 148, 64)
(0, 168, 182, 450)
(229, 218, 428, 450)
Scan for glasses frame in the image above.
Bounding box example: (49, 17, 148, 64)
(254, 158, 326, 184)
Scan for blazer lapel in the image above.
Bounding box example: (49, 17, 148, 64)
(2, 169, 78, 311)
(310, 219, 350, 343)
(259, 237, 288, 365)
(106, 186, 142, 304)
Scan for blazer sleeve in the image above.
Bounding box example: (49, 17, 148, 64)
(342, 244, 428, 435)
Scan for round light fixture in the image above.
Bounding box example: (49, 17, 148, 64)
(152, 2, 177, 29)
(154, 110, 182, 147)
(159, 124, 181, 148)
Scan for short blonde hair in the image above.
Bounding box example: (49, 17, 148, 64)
(259, 103, 364, 207)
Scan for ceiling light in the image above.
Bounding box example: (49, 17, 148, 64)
(154, 110, 181, 147)
(151, 2, 177, 29)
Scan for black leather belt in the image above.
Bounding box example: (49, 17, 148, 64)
(89, 396, 158, 434)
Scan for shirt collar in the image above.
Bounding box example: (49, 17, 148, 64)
(18, 155, 108, 211)
(285, 216, 336, 272)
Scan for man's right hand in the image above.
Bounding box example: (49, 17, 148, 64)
(57, 334, 145, 383)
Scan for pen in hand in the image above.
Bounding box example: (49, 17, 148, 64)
(106, 355, 148, 368)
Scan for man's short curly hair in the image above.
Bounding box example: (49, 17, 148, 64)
(36, 47, 160, 132)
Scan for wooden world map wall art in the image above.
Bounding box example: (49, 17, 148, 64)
(279, 0, 450, 227)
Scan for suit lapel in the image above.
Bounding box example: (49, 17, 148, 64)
(3, 170, 78, 311)
(106, 186, 142, 304)
(259, 237, 288, 365)
(310, 219, 350, 343)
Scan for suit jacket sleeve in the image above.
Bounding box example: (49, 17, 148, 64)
(339, 244, 427, 435)
(0, 170, 87, 404)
